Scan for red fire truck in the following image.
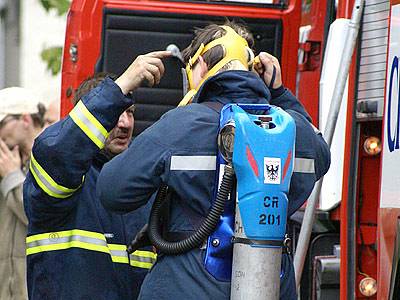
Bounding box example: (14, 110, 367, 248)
(60, 0, 400, 298)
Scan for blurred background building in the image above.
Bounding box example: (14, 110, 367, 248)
(0, 0, 67, 105)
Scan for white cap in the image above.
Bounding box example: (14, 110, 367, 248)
(0, 87, 43, 122)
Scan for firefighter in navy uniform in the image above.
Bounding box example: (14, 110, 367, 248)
(97, 23, 330, 299)
(23, 51, 171, 299)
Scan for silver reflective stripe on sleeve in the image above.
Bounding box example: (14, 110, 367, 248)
(26, 229, 156, 269)
(130, 254, 156, 264)
(29, 154, 80, 198)
(294, 158, 315, 173)
(26, 229, 110, 256)
(108, 244, 130, 264)
(170, 155, 216, 171)
(69, 101, 109, 149)
(129, 250, 157, 269)
(26, 234, 106, 249)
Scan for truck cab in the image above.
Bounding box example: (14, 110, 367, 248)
(61, 0, 400, 299)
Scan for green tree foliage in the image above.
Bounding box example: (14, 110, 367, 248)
(41, 46, 63, 76)
(38, 0, 71, 75)
(39, 0, 70, 16)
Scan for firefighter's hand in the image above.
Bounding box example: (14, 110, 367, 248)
(0, 139, 21, 178)
(253, 52, 282, 89)
(116, 51, 172, 95)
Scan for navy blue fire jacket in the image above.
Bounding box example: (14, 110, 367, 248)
(23, 78, 155, 300)
(97, 71, 331, 300)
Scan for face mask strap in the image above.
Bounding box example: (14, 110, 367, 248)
(181, 26, 252, 106)
(186, 43, 205, 90)
(195, 27, 250, 89)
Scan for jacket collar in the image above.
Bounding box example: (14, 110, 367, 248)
(192, 70, 271, 105)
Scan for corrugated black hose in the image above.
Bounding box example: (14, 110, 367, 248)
(147, 163, 235, 255)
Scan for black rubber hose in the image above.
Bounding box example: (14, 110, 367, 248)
(148, 164, 235, 255)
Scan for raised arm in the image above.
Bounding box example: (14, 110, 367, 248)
(254, 51, 331, 215)
(24, 51, 171, 224)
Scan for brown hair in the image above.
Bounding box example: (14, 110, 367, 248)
(181, 20, 254, 71)
(72, 72, 117, 106)
(0, 103, 46, 129)
(31, 103, 46, 128)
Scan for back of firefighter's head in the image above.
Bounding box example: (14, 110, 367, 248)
(182, 21, 255, 90)
(73, 73, 135, 156)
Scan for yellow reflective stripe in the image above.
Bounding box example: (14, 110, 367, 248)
(130, 260, 154, 269)
(70, 110, 104, 148)
(30, 155, 78, 194)
(26, 230, 155, 270)
(111, 255, 130, 264)
(26, 229, 109, 256)
(26, 229, 106, 243)
(129, 250, 157, 269)
(69, 101, 109, 149)
(109, 245, 156, 266)
(133, 250, 157, 259)
(76, 101, 108, 138)
(108, 244, 127, 251)
(26, 241, 109, 256)
(29, 154, 81, 199)
(109, 243, 130, 264)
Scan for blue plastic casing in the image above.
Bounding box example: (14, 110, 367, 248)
(232, 104, 295, 242)
(204, 103, 295, 281)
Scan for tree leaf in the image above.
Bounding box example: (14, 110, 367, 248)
(39, 0, 51, 12)
(40, 46, 63, 76)
(38, 0, 70, 76)
(49, 0, 71, 15)
(38, 0, 70, 15)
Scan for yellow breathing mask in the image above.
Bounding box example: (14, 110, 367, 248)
(179, 26, 252, 106)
